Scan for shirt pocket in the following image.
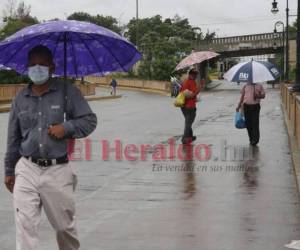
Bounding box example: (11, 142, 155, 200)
(49, 106, 64, 125)
(17, 111, 32, 137)
(18, 111, 31, 129)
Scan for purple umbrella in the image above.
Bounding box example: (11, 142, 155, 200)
(0, 20, 141, 77)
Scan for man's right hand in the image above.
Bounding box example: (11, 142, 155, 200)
(4, 176, 15, 193)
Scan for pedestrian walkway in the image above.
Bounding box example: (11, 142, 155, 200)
(0, 83, 299, 250)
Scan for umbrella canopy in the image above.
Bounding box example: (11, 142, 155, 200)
(175, 51, 220, 71)
(0, 20, 141, 77)
(224, 60, 281, 83)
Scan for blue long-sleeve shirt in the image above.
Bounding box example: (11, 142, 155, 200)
(4, 78, 97, 176)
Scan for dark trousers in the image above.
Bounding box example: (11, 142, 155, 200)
(244, 103, 261, 145)
(181, 107, 196, 141)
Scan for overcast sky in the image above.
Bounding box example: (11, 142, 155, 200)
(0, 0, 298, 37)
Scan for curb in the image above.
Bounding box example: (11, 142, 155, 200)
(0, 105, 11, 113)
(205, 82, 223, 90)
(96, 84, 170, 97)
(85, 95, 122, 102)
(0, 95, 122, 113)
(281, 103, 300, 194)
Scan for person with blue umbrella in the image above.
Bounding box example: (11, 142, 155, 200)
(0, 20, 141, 250)
(236, 81, 265, 146)
(224, 60, 280, 146)
(4, 45, 97, 249)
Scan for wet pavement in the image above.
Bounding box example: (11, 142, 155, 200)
(0, 82, 300, 250)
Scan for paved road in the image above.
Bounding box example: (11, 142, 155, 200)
(0, 83, 300, 250)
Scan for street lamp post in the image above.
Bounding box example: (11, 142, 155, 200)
(136, 0, 139, 48)
(274, 21, 285, 79)
(271, 0, 289, 81)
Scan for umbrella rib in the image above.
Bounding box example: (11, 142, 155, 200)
(122, 51, 140, 70)
(85, 33, 126, 71)
(20, 32, 58, 75)
(0, 34, 37, 53)
(0, 42, 14, 53)
(22, 32, 59, 74)
(52, 32, 63, 63)
(69, 34, 79, 77)
(113, 39, 141, 70)
(2, 34, 46, 66)
(73, 32, 103, 74)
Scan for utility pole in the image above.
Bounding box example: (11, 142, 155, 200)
(271, 0, 290, 81)
(274, 21, 285, 79)
(296, 0, 300, 85)
(286, 0, 290, 81)
(136, 0, 139, 48)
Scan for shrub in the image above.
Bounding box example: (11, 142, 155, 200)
(0, 70, 30, 84)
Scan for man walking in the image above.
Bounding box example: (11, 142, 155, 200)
(4, 45, 97, 250)
(110, 78, 117, 96)
(180, 69, 204, 144)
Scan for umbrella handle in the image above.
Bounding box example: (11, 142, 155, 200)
(63, 81, 68, 122)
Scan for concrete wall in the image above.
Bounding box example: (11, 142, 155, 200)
(75, 83, 96, 96)
(289, 40, 296, 69)
(0, 84, 26, 102)
(85, 76, 171, 93)
(0, 83, 96, 102)
(0, 76, 170, 102)
(281, 84, 300, 148)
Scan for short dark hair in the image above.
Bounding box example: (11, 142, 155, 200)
(28, 45, 53, 62)
(188, 69, 198, 75)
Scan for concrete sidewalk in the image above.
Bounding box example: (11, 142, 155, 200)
(0, 82, 299, 250)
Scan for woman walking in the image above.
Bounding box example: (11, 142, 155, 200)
(236, 82, 265, 146)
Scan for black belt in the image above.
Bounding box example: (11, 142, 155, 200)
(24, 155, 69, 167)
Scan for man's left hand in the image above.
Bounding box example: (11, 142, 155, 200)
(48, 124, 65, 139)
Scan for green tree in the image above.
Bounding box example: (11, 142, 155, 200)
(289, 19, 297, 39)
(0, 16, 38, 40)
(67, 12, 121, 34)
(0, 1, 38, 40)
(0, 1, 36, 84)
(67, 12, 92, 22)
(0, 70, 30, 84)
(203, 30, 216, 42)
(126, 15, 210, 80)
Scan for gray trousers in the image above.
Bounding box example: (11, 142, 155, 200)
(13, 157, 80, 250)
(181, 107, 196, 141)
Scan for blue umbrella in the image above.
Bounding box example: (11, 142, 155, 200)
(0, 20, 141, 77)
(224, 60, 281, 83)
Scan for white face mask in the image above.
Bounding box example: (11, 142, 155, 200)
(28, 65, 50, 85)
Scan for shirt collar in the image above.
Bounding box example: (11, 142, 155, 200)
(24, 78, 58, 97)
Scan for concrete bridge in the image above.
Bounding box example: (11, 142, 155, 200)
(195, 32, 284, 58)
